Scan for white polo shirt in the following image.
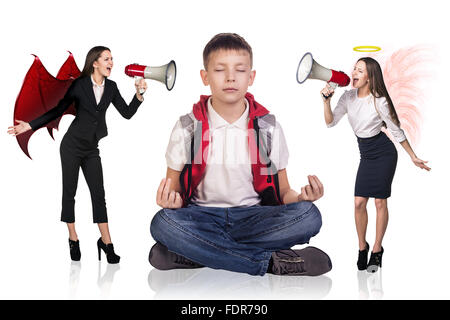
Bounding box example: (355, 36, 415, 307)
(165, 98, 289, 207)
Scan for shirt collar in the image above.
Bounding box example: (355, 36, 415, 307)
(91, 75, 105, 88)
(207, 98, 249, 130)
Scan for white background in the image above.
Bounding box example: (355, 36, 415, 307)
(0, 0, 449, 300)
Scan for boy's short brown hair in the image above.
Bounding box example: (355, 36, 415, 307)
(203, 33, 253, 69)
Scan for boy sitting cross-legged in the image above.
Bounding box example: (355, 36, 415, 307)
(149, 33, 331, 276)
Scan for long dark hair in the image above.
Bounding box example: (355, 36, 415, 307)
(358, 57, 400, 126)
(80, 46, 111, 78)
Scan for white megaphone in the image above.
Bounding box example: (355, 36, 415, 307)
(125, 60, 177, 93)
(296, 52, 350, 99)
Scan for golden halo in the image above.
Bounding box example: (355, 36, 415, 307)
(353, 46, 381, 52)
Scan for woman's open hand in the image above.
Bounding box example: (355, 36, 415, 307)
(7, 120, 31, 136)
(412, 156, 431, 171)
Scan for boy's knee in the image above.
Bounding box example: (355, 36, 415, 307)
(288, 201, 322, 237)
(286, 200, 314, 213)
(150, 209, 167, 241)
(309, 204, 322, 237)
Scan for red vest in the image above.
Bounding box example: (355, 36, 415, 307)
(179, 92, 283, 207)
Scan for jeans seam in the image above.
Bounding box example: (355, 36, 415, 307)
(158, 210, 269, 265)
(259, 251, 272, 276)
(236, 202, 316, 242)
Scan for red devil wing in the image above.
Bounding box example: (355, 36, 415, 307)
(47, 52, 81, 139)
(13, 53, 80, 158)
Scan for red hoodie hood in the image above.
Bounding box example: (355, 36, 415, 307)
(192, 92, 270, 121)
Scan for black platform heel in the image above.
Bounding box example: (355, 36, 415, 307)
(97, 237, 120, 264)
(367, 247, 384, 273)
(69, 239, 81, 261)
(357, 242, 369, 271)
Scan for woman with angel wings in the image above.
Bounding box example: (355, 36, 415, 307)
(321, 54, 430, 273)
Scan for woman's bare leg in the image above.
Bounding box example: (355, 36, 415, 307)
(98, 223, 112, 244)
(373, 198, 388, 253)
(67, 223, 78, 241)
(355, 196, 369, 250)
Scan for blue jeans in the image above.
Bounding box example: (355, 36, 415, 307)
(150, 201, 322, 276)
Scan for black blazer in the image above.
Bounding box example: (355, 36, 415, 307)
(29, 76, 142, 141)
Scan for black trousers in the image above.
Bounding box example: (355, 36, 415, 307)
(60, 133, 108, 223)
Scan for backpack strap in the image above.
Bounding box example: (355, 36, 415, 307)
(256, 114, 278, 175)
(252, 114, 282, 205)
(179, 113, 205, 205)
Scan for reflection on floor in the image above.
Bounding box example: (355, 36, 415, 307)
(357, 269, 383, 300)
(68, 261, 121, 299)
(147, 267, 332, 300)
(67, 262, 384, 299)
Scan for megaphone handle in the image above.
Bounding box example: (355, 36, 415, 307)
(328, 82, 338, 89)
(135, 76, 145, 95)
(322, 82, 338, 99)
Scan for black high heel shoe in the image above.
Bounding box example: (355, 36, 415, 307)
(367, 247, 384, 273)
(97, 237, 120, 264)
(69, 239, 81, 261)
(357, 242, 369, 271)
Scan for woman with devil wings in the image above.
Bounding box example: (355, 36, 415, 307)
(8, 46, 147, 263)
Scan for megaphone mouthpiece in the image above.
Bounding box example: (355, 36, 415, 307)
(330, 70, 350, 87)
(125, 64, 146, 78)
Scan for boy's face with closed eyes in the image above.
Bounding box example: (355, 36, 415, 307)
(200, 49, 255, 106)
